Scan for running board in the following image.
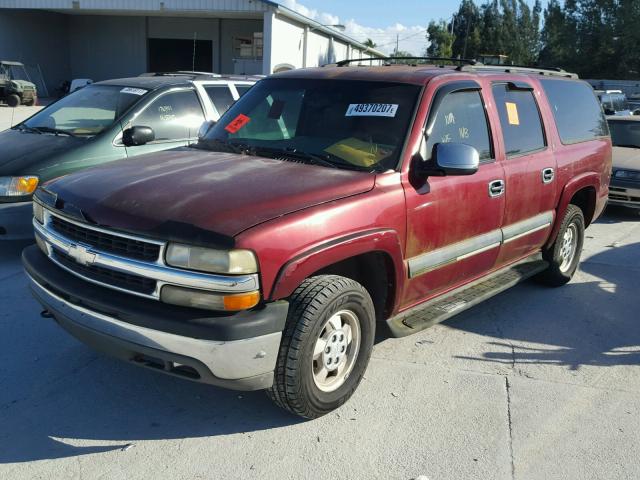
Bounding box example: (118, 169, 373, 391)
(387, 255, 549, 338)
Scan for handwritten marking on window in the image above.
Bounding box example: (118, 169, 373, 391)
(441, 133, 452, 143)
(444, 112, 456, 125)
(459, 127, 469, 139)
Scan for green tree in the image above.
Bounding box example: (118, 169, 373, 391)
(363, 38, 377, 48)
(426, 20, 455, 58)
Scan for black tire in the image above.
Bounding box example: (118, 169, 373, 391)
(23, 98, 35, 106)
(537, 204, 585, 287)
(267, 275, 376, 419)
(6, 94, 20, 108)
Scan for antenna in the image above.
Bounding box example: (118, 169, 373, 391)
(192, 32, 197, 72)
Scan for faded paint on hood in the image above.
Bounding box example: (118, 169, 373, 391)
(43, 147, 376, 240)
(613, 146, 640, 170)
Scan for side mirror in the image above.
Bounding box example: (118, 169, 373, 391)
(122, 126, 155, 146)
(419, 143, 480, 176)
(197, 120, 216, 140)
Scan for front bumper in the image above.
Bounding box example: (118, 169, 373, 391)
(0, 201, 33, 239)
(23, 245, 289, 390)
(608, 182, 640, 209)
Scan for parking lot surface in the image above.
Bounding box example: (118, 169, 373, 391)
(0, 104, 44, 131)
(1, 207, 639, 480)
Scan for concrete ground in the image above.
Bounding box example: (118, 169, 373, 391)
(0, 103, 46, 131)
(0, 207, 639, 480)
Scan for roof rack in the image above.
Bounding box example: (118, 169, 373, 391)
(457, 64, 578, 79)
(138, 71, 222, 78)
(333, 57, 478, 67)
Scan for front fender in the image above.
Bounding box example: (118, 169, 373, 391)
(269, 229, 406, 307)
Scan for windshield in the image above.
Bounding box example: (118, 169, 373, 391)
(22, 85, 146, 136)
(200, 78, 422, 171)
(601, 93, 628, 112)
(609, 120, 640, 148)
(8, 64, 29, 81)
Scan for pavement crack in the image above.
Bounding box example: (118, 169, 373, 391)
(505, 376, 515, 480)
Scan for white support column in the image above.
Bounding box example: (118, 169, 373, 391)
(302, 25, 309, 68)
(262, 12, 274, 75)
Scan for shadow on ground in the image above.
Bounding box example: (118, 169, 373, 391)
(445, 241, 640, 371)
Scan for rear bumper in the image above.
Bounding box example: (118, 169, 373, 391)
(23, 245, 289, 390)
(0, 201, 33, 239)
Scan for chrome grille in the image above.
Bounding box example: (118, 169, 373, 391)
(52, 248, 157, 295)
(50, 215, 161, 262)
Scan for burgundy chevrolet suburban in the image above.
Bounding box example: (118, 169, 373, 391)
(23, 61, 611, 418)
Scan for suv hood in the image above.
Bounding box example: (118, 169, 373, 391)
(42, 148, 376, 242)
(613, 146, 640, 170)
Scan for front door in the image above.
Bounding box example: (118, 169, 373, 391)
(120, 88, 206, 158)
(490, 82, 558, 266)
(402, 81, 505, 308)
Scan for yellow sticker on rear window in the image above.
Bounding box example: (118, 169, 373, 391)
(506, 102, 520, 125)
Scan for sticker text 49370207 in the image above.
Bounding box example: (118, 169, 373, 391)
(345, 103, 399, 117)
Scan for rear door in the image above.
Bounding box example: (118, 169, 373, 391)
(490, 81, 557, 266)
(402, 80, 505, 307)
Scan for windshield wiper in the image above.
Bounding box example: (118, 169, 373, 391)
(238, 145, 340, 169)
(31, 126, 78, 137)
(195, 138, 244, 154)
(12, 123, 42, 134)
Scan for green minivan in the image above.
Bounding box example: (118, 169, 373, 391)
(0, 72, 257, 239)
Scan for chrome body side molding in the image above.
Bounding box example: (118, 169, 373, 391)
(407, 211, 554, 278)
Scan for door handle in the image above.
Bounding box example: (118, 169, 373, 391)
(488, 179, 505, 198)
(542, 167, 555, 184)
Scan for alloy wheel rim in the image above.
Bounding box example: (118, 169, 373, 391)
(559, 223, 578, 272)
(312, 309, 361, 393)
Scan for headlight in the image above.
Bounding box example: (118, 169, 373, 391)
(33, 201, 45, 224)
(165, 243, 258, 274)
(0, 176, 39, 196)
(614, 169, 640, 181)
(160, 285, 260, 311)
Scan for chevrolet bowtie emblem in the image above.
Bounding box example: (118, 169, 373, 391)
(67, 244, 96, 267)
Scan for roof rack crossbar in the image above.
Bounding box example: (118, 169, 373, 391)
(457, 64, 578, 79)
(333, 57, 479, 67)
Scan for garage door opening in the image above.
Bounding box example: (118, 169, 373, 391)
(148, 38, 213, 73)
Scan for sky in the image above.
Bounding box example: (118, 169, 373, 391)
(277, 0, 550, 55)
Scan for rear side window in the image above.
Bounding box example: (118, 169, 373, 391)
(541, 79, 609, 144)
(204, 85, 236, 116)
(235, 85, 252, 97)
(492, 84, 546, 157)
(425, 90, 492, 161)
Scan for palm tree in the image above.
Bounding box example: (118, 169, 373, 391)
(363, 38, 377, 48)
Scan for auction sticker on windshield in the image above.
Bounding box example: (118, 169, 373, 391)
(225, 114, 251, 134)
(120, 87, 147, 96)
(345, 103, 398, 117)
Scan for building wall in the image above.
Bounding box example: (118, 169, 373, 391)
(270, 14, 304, 71)
(0, 9, 70, 95)
(307, 30, 331, 67)
(220, 18, 263, 74)
(69, 15, 146, 81)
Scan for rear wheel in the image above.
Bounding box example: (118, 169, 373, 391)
(23, 97, 35, 106)
(537, 204, 585, 286)
(267, 275, 375, 418)
(6, 94, 20, 108)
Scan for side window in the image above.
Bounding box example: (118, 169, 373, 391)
(541, 79, 609, 144)
(133, 90, 204, 141)
(492, 84, 546, 157)
(204, 85, 235, 116)
(426, 90, 492, 161)
(236, 85, 252, 97)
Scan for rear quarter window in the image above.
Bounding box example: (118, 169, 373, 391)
(541, 79, 609, 144)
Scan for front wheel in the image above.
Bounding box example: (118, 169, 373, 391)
(6, 94, 20, 108)
(537, 204, 585, 287)
(267, 275, 375, 419)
